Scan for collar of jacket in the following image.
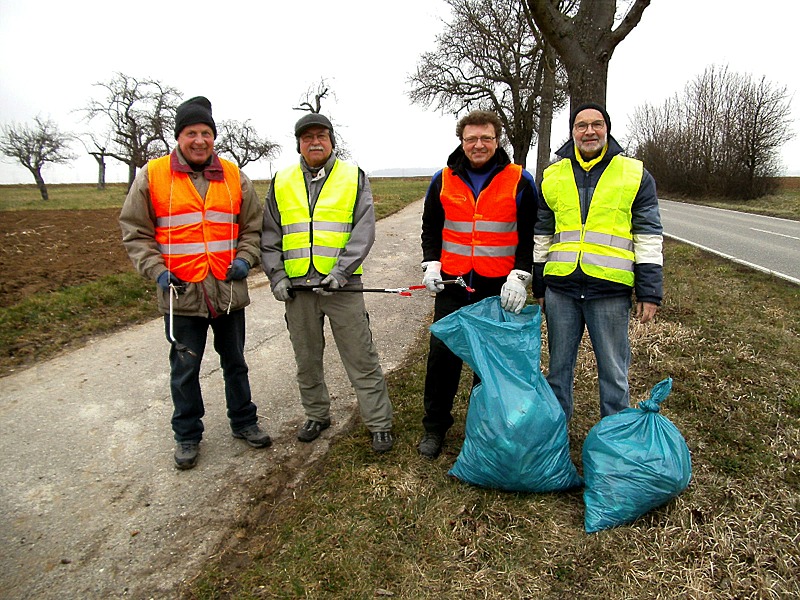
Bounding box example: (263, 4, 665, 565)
(300, 153, 338, 177)
(555, 133, 624, 168)
(170, 148, 225, 181)
(446, 145, 511, 178)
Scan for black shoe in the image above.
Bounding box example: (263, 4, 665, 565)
(417, 432, 443, 459)
(232, 424, 273, 448)
(297, 418, 331, 442)
(372, 431, 394, 453)
(174, 441, 199, 470)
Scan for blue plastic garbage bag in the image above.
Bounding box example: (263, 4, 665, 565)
(429, 296, 582, 493)
(583, 377, 692, 533)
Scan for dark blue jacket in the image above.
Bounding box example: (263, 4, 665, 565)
(533, 135, 663, 304)
(421, 146, 538, 287)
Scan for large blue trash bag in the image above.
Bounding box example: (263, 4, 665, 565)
(583, 377, 692, 533)
(429, 296, 582, 493)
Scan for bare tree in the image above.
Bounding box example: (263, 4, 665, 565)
(215, 119, 281, 170)
(629, 65, 794, 199)
(408, 0, 568, 174)
(293, 79, 333, 115)
(525, 0, 650, 111)
(0, 116, 76, 200)
(80, 134, 111, 190)
(293, 78, 351, 160)
(84, 73, 182, 189)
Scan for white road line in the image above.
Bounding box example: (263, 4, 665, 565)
(750, 227, 800, 241)
(663, 233, 800, 285)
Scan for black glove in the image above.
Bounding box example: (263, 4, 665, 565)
(225, 258, 250, 282)
(157, 271, 186, 294)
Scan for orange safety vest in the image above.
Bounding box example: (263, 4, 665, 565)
(149, 155, 242, 283)
(439, 164, 521, 278)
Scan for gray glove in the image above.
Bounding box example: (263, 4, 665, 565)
(316, 273, 341, 296)
(271, 277, 291, 302)
(422, 261, 444, 293)
(500, 269, 531, 314)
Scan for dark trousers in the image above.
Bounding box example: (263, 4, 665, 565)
(422, 272, 503, 436)
(165, 309, 257, 442)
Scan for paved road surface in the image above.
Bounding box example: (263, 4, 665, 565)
(659, 199, 800, 284)
(0, 199, 433, 600)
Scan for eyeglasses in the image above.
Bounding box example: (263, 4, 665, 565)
(462, 135, 496, 145)
(573, 121, 606, 133)
(300, 132, 330, 143)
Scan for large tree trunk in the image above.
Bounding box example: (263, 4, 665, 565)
(526, 0, 651, 112)
(92, 154, 106, 190)
(127, 163, 136, 191)
(27, 167, 49, 200)
(535, 46, 558, 185)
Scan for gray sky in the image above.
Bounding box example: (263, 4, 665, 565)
(1, 0, 797, 184)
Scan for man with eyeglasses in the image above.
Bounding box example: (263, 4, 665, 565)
(534, 102, 663, 424)
(261, 113, 394, 453)
(417, 110, 538, 459)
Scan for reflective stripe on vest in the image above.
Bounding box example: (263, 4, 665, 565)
(541, 155, 643, 286)
(149, 155, 242, 283)
(439, 164, 522, 278)
(273, 160, 362, 278)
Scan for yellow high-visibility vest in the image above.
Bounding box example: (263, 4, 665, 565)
(541, 155, 643, 286)
(273, 160, 363, 277)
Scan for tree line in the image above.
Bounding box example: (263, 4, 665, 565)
(1, 1, 794, 201)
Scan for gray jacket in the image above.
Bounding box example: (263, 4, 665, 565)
(119, 149, 262, 317)
(260, 154, 375, 288)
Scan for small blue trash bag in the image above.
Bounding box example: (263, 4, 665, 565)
(429, 296, 582, 493)
(582, 377, 692, 533)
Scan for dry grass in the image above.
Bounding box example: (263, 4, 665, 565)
(187, 238, 800, 600)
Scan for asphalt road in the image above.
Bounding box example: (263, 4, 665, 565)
(659, 199, 800, 284)
(0, 199, 433, 600)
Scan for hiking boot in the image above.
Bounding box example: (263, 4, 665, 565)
(372, 431, 394, 453)
(174, 441, 199, 470)
(417, 432, 443, 459)
(297, 418, 331, 442)
(232, 424, 273, 448)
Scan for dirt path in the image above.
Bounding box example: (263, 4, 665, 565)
(0, 200, 432, 599)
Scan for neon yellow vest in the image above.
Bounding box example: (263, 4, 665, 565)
(541, 155, 643, 286)
(273, 160, 363, 277)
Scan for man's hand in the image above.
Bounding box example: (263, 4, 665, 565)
(315, 274, 341, 296)
(225, 258, 250, 282)
(157, 270, 187, 294)
(500, 270, 531, 314)
(271, 278, 291, 302)
(635, 301, 658, 324)
(422, 261, 444, 293)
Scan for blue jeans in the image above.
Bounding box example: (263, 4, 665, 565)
(165, 309, 257, 442)
(544, 288, 631, 421)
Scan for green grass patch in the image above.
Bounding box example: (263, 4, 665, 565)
(185, 242, 800, 600)
(371, 177, 431, 220)
(0, 272, 157, 373)
(0, 182, 132, 210)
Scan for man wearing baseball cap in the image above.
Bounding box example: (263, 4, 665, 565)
(120, 96, 271, 470)
(260, 113, 394, 453)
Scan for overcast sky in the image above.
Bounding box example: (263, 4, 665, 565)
(1, 0, 797, 184)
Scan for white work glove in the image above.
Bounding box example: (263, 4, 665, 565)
(422, 261, 445, 293)
(271, 277, 291, 302)
(500, 269, 532, 314)
(316, 273, 341, 296)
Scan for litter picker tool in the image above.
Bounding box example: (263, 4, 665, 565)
(288, 276, 475, 297)
(168, 283, 197, 357)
